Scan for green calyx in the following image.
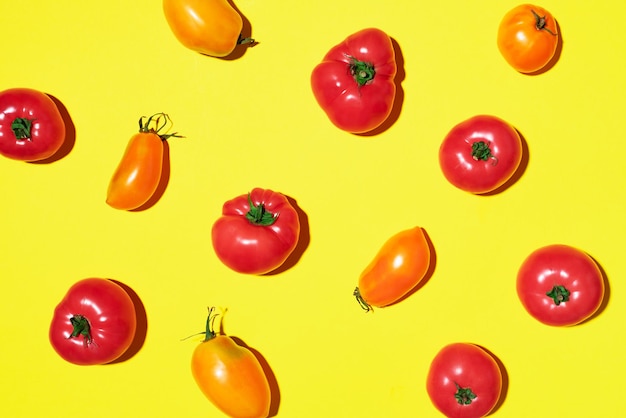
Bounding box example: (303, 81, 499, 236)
(246, 193, 279, 226)
(454, 382, 477, 405)
(202, 307, 220, 342)
(349, 57, 376, 87)
(138, 113, 183, 141)
(471, 141, 495, 161)
(531, 9, 557, 36)
(353, 287, 373, 313)
(546, 285, 570, 305)
(11, 118, 34, 140)
(69, 315, 93, 346)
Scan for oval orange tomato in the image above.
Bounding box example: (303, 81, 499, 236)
(106, 114, 179, 211)
(497, 4, 559, 73)
(354, 227, 431, 311)
(162, 0, 253, 57)
(191, 308, 271, 418)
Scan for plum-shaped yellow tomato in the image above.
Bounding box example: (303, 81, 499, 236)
(163, 0, 253, 57)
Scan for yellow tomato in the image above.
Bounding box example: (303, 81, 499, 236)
(162, 0, 252, 57)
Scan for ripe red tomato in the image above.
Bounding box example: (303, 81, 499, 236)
(162, 0, 254, 57)
(311, 28, 397, 134)
(354, 227, 431, 311)
(212, 188, 300, 275)
(191, 308, 271, 418)
(49, 278, 137, 365)
(497, 4, 559, 73)
(517, 244, 605, 326)
(106, 113, 180, 211)
(0, 88, 65, 161)
(439, 115, 522, 194)
(427, 343, 503, 418)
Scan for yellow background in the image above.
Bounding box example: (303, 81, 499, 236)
(1, 1, 624, 417)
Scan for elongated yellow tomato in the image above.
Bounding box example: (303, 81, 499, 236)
(106, 114, 178, 211)
(191, 309, 271, 418)
(162, 0, 252, 57)
(354, 227, 431, 311)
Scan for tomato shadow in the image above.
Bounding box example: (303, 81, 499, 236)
(264, 195, 310, 276)
(29, 94, 76, 164)
(525, 20, 563, 76)
(230, 336, 281, 416)
(211, 0, 257, 61)
(579, 255, 610, 325)
(386, 227, 437, 308)
(475, 344, 509, 416)
(357, 37, 405, 137)
(107, 280, 148, 364)
(480, 129, 529, 196)
(131, 141, 171, 212)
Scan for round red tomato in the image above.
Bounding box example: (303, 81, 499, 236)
(49, 278, 137, 365)
(0, 88, 65, 161)
(517, 244, 604, 326)
(439, 115, 522, 194)
(497, 4, 559, 73)
(311, 28, 397, 134)
(211, 188, 300, 275)
(427, 343, 503, 418)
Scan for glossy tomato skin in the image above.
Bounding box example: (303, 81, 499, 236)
(439, 115, 522, 194)
(212, 188, 300, 275)
(517, 244, 604, 326)
(0, 88, 65, 161)
(497, 4, 559, 73)
(106, 132, 164, 210)
(311, 28, 397, 134)
(192, 335, 271, 418)
(49, 278, 137, 365)
(163, 0, 245, 57)
(355, 227, 430, 310)
(427, 343, 503, 418)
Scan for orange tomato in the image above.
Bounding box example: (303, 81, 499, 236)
(162, 0, 253, 57)
(106, 114, 178, 211)
(354, 227, 431, 311)
(497, 4, 559, 73)
(191, 308, 271, 418)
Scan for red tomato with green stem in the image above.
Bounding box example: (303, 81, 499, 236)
(354, 227, 431, 311)
(517, 244, 605, 326)
(106, 113, 181, 211)
(49, 278, 137, 365)
(0, 88, 65, 161)
(497, 4, 559, 73)
(439, 115, 522, 194)
(212, 188, 300, 275)
(427, 343, 503, 418)
(311, 28, 397, 134)
(191, 307, 271, 418)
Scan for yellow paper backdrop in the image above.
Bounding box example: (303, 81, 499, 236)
(1, 1, 625, 417)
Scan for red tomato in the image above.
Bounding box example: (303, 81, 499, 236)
(162, 0, 254, 57)
(517, 244, 604, 326)
(427, 343, 503, 418)
(0, 88, 65, 161)
(49, 278, 137, 365)
(311, 28, 397, 134)
(497, 4, 559, 73)
(191, 308, 271, 418)
(354, 227, 431, 311)
(439, 115, 522, 194)
(106, 113, 180, 211)
(212, 188, 300, 275)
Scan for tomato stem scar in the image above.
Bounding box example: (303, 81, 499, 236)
(11, 117, 34, 140)
(68, 314, 93, 346)
(454, 382, 477, 405)
(348, 56, 376, 87)
(546, 285, 570, 305)
(531, 9, 557, 36)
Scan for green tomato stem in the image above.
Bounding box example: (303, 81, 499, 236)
(353, 287, 373, 312)
(454, 382, 477, 405)
(11, 118, 34, 140)
(246, 193, 279, 226)
(546, 285, 570, 305)
(348, 57, 376, 87)
(531, 9, 557, 36)
(69, 315, 93, 346)
(138, 113, 183, 141)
